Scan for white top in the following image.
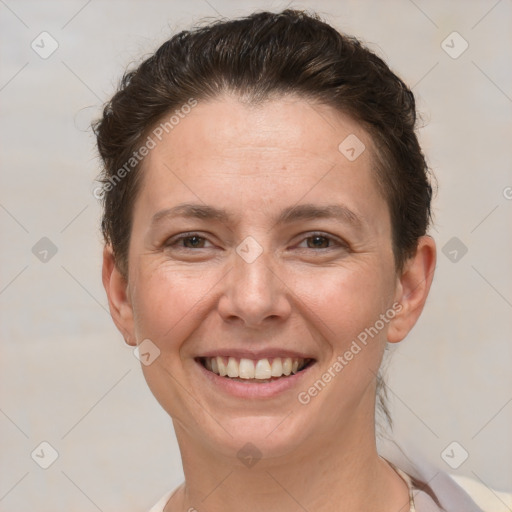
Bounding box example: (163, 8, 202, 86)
(148, 487, 178, 512)
(148, 466, 493, 512)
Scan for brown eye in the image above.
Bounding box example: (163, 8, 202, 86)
(306, 235, 331, 249)
(181, 235, 206, 248)
(296, 232, 346, 251)
(165, 233, 212, 249)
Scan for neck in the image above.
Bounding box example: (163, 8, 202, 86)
(167, 406, 409, 512)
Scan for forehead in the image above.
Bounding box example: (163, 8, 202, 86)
(133, 94, 388, 229)
(146, 94, 367, 166)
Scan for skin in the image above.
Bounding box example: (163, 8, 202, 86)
(103, 93, 436, 512)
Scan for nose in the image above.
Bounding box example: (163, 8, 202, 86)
(217, 243, 292, 329)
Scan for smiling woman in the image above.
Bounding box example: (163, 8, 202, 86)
(92, 9, 482, 512)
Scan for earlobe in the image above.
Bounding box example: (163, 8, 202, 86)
(102, 245, 136, 346)
(387, 236, 437, 344)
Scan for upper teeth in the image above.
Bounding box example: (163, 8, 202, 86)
(203, 356, 306, 379)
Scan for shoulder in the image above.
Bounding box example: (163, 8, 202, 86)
(379, 440, 508, 512)
(407, 466, 509, 512)
(449, 474, 512, 512)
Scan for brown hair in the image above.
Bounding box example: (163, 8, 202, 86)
(93, 8, 433, 283)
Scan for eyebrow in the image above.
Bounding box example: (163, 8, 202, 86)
(150, 202, 363, 229)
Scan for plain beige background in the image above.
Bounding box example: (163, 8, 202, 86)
(1, 0, 511, 510)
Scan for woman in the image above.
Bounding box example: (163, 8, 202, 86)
(94, 9, 483, 512)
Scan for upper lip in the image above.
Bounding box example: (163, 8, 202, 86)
(197, 349, 316, 360)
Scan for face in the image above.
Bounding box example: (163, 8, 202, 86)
(104, 94, 433, 461)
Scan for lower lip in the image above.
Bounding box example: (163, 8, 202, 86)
(195, 359, 315, 399)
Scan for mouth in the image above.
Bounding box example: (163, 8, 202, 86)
(196, 356, 316, 383)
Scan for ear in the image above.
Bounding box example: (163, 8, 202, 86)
(102, 244, 136, 346)
(387, 236, 437, 343)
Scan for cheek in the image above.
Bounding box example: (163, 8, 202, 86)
(130, 264, 211, 347)
(128, 266, 215, 421)
(292, 264, 393, 348)
(285, 266, 394, 424)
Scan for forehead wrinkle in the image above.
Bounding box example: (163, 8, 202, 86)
(149, 202, 364, 230)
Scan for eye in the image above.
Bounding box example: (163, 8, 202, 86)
(165, 233, 213, 249)
(164, 232, 348, 252)
(296, 232, 348, 250)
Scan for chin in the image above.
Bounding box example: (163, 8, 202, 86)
(197, 413, 316, 464)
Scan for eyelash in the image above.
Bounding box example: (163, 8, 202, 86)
(165, 232, 348, 251)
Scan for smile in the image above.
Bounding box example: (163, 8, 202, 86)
(197, 356, 315, 382)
